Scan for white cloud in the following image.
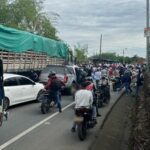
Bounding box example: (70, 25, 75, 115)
(44, 0, 146, 58)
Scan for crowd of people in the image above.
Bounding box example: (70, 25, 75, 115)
(44, 63, 145, 132)
(71, 63, 145, 130)
(75, 63, 145, 97)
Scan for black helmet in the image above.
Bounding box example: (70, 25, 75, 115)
(102, 76, 105, 80)
(48, 71, 56, 78)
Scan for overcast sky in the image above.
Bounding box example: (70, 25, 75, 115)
(44, 0, 146, 57)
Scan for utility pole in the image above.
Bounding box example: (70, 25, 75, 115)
(146, 0, 150, 71)
(100, 34, 102, 62)
(123, 49, 125, 64)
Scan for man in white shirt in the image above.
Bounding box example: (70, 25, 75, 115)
(71, 83, 93, 132)
(94, 69, 101, 88)
(75, 88, 93, 109)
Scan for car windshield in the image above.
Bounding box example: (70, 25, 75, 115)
(42, 66, 65, 74)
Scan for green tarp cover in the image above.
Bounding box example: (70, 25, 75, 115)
(0, 25, 68, 58)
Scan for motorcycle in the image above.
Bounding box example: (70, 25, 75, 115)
(74, 107, 95, 141)
(111, 77, 122, 91)
(0, 59, 8, 126)
(38, 90, 54, 114)
(96, 81, 110, 108)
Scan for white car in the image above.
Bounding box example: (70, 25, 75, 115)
(3, 73, 44, 109)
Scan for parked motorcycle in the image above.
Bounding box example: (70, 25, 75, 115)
(74, 107, 95, 141)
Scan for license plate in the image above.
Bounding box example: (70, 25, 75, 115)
(74, 116, 84, 123)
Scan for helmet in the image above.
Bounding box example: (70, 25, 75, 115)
(102, 76, 105, 80)
(48, 71, 56, 78)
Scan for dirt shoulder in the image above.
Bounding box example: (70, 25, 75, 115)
(90, 94, 134, 150)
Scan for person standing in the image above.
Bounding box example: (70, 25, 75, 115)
(136, 70, 144, 98)
(122, 72, 132, 96)
(45, 71, 65, 112)
(95, 69, 101, 88)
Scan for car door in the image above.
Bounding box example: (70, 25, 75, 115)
(17, 77, 35, 102)
(4, 77, 23, 105)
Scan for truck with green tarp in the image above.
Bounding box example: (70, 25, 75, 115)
(0, 25, 69, 73)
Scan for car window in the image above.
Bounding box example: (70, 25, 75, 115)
(4, 77, 18, 86)
(17, 77, 34, 85)
(42, 66, 65, 74)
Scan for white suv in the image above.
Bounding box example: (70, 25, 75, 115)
(39, 65, 78, 94)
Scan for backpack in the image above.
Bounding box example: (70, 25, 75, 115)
(51, 79, 62, 91)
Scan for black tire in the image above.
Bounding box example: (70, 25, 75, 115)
(3, 98, 9, 111)
(77, 124, 87, 141)
(112, 84, 116, 91)
(36, 90, 45, 102)
(41, 103, 49, 114)
(0, 113, 3, 127)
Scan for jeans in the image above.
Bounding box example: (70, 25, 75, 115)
(96, 80, 99, 89)
(124, 82, 130, 95)
(92, 106, 97, 119)
(51, 91, 61, 112)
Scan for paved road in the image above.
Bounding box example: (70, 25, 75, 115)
(0, 90, 123, 150)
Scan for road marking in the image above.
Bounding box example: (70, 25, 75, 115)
(0, 102, 75, 150)
(44, 122, 51, 125)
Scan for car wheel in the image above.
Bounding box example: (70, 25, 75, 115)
(36, 90, 44, 102)
(3, 97, 9, 110)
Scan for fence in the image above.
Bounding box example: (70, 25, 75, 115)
(0, 50, 65, 72)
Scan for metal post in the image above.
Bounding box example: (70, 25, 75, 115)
(123, 49, 125, 64)
(146, 0, 150, 71)
(100, 34, 102, 62)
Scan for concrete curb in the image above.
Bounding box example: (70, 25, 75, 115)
(100, 90, 125, 129)
(89, 90, 125, 150)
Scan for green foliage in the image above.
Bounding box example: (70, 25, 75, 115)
(94, 52, 137, 64)
(0, 0, 59, 40)
(0, 0, 9, 24)
(101, 52, 117, 60)
(74, 44, 88, 64)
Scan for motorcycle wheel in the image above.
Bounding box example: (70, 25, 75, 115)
(0, 113, 3, 127)
(77, 124, 87, 141)
(112, 84, 116, 91)
(41, 103, 50, 114)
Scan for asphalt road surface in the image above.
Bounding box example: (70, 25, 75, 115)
(0, 90, 123, 150)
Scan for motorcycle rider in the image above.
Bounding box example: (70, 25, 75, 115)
(85, 77, 101, 117)
(45, 71, 65, 113)
(71, 82, 93, 132)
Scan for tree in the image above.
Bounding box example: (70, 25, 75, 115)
(0, 0, 9, 25)
(0, 0, 59, 40)
(101, 52, 117, 60)
(74, 44, 88, 64)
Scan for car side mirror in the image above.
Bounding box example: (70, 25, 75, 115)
(32, 82, 36, 85)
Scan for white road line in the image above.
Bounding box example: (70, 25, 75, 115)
(0, 102, 75, 150)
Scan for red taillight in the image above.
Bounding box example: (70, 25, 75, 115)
(64, 75, 68, 83)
